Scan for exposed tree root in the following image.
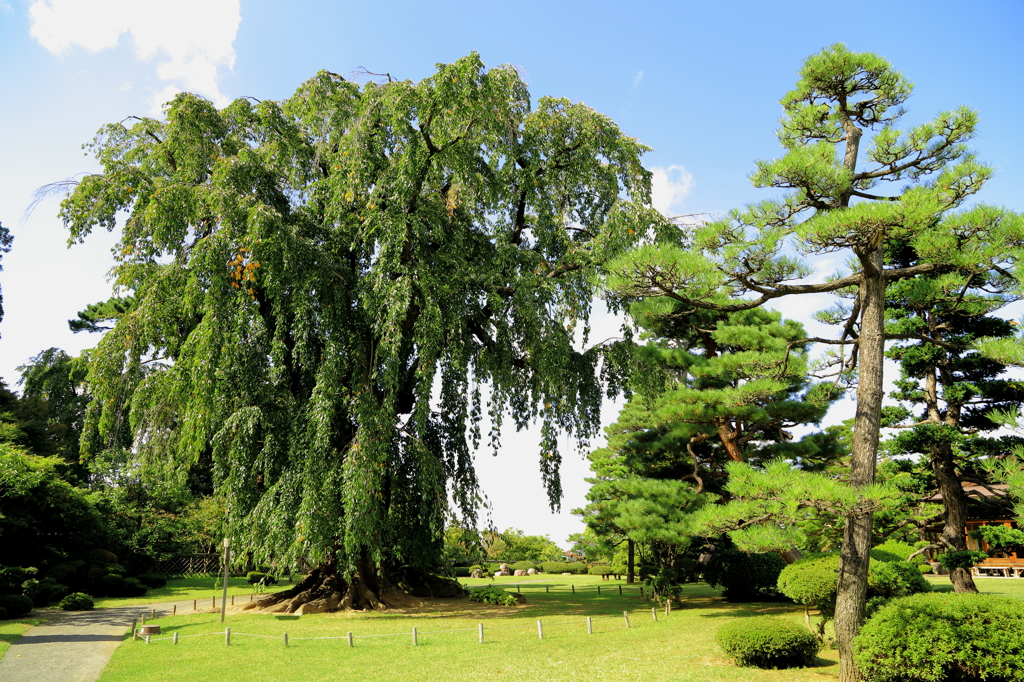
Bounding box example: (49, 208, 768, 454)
(243, 559, 466, 614)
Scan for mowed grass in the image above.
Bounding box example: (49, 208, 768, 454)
(0, 618, 44, 657)
(91, 576, 292, 609)
(98, 575, 841, 682)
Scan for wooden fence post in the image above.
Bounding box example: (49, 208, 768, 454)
(624, 611, 631, 628)
(537, 620, 543, 639)
(145, 635, 150, 644)
(586, 616, 593, 635)
(173, 604, 177, 615)
(225, 627, 231, 646)
(618, 585, 622, 595)
(193, 599, 197, 611)
(478, 622, 484, 643)
(545, 585, 549, 593)
(347, 632, 354, 647)
(131, 619, 137, 639)
(151, 608, 155, 620)
(412, 627, 418, 646)
(652, 607, 658, 622)
(571, 584, 575, 594)
(283, 632, 288, 647)
(597, 585, 601, 595)
(174, 632, 179, 645)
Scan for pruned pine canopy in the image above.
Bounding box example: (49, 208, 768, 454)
(61, 53, 667, 571)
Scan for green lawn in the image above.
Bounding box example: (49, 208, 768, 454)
(98, 576, 840, 682)
(0, 618, 44, 657)
(91, 573, 1024, 682)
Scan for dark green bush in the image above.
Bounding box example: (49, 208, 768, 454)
(0, 607, 7, 620)
(717, 616, 819, 668)
(540, 561, 566, 573)
(936, 550, 988, 571)
(0, 594, 33, 618)
(98, 574, 147, 597)
(246, 571, 278, 586)
(59, 592, 94, 611)
(468, 585, 517, 606)
(565, 562, 588, 574)
(588, 565, 614, 575)
(28, 578, 71, 606)
(703, 550, 787, 601)
(134, 573, 166, 589)
(868, 560, 930, 598)
(854, 593, 1024, 682)
(510, 561, 537, 572)
(0, 565, 37, 595)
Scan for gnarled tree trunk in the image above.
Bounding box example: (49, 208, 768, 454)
(932, 442, 979, 593)
(243, 556, 466, 614)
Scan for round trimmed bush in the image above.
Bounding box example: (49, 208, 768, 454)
(59, 592, 94, 611)
(703, 549, 786, 601)
(452, 566, 471, 577)
(246, 571, 278, 586)
(0, 594, 33, 618)
(717, 616, 819, 668)
(854, 593, 1024, 682)
(588, 565, 613, 575)
(510, 561, 537, 572)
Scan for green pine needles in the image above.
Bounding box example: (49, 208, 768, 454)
(60, 53, 666, 578)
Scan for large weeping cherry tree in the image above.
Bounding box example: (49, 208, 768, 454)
(61, 53, 668, 611)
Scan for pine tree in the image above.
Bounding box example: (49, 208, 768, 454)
(608, 45, 1023, 680)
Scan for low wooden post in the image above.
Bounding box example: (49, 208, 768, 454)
(145, 635, 150, 644)
(478, 622, 484, 643)
(618, 585, 622, 595)
(250, 593, 253, 602)
(131, 619, 137, 640)
(193, 599, 197, 611)
(652, 607, 658, 622)
(174, 631, 179, 645)
(141, 614, 146, 625)
(597, 585, 601, 595)
(545, 585, 549, 593)
(212, 596, 216, 609)
(412, 627, 418, 646)
(624, 611, 631, 628)
(571, 584, 575, 594)
(231, 595, 235, 606)
(537, 619, 543, 639)
(586, 616, 593, 635)
(173, 604, 177, 615)
(665, 600, 671, 616)
(347, 632, 354, 647)
(225, 627, 231, 646)
(283, 632, 288, 647)
(151, 608, 155, 619)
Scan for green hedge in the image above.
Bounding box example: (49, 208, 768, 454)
(510, 561, 537, 572)
(717, 616, 819, 668)
(539, 562, 587, 574)
(854, 593, 1024, 682)
(703, 550, 786, 601)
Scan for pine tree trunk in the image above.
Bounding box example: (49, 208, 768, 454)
(627, 538, 635, 584)
(932, 442, 979, 593)
(835, 248, 884, 682)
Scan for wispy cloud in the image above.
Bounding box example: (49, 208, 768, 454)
(650, 165, 694, 217)
(630, 70, 644, 92)
(29, 0, 240, 114)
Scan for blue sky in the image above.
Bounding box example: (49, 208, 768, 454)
(1, 0, 1022, 546)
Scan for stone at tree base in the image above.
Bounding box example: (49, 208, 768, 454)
(470, 569, 483, 578)
(500, 563, 509, 573)
(527, 568, 537, 575)
(562, 572, 572, 576)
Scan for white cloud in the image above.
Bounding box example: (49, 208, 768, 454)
(650, 164, 694, 217)
(631, 70, 643, 91)
(29, 0, 240, 113)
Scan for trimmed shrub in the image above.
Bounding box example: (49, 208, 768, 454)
(868, 560, 930, 598)
(0, 594, 33, 618)
(717, 616, 819, 669)
(98, 574, 147, 598)
(610, 565, 627, 575)
(59, 592, 95, 611)
(452, 566, 471, 577)
(588, 565, 614, 575)
(0, 566, 37, 595)
(28, 578, 71, 606)
(565, 562, 588, 574)
(540, 561, 564, 574)
(135, 573, 167, 589)
(468, 585, 518, 606)
(246, 571, 278, 586)
(855, 593, 1024, 682)
(917, 563, 932, 574)
(703, 550, 787, 602)
(510, 561, 537, 572)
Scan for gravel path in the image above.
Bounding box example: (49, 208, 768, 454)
(0, 601, 194, 682)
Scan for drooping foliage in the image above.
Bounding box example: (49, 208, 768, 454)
(59, 53, 665, 578)
(0, 221, 10, 331)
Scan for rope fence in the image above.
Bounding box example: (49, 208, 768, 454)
(132, 606, 670, 649)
